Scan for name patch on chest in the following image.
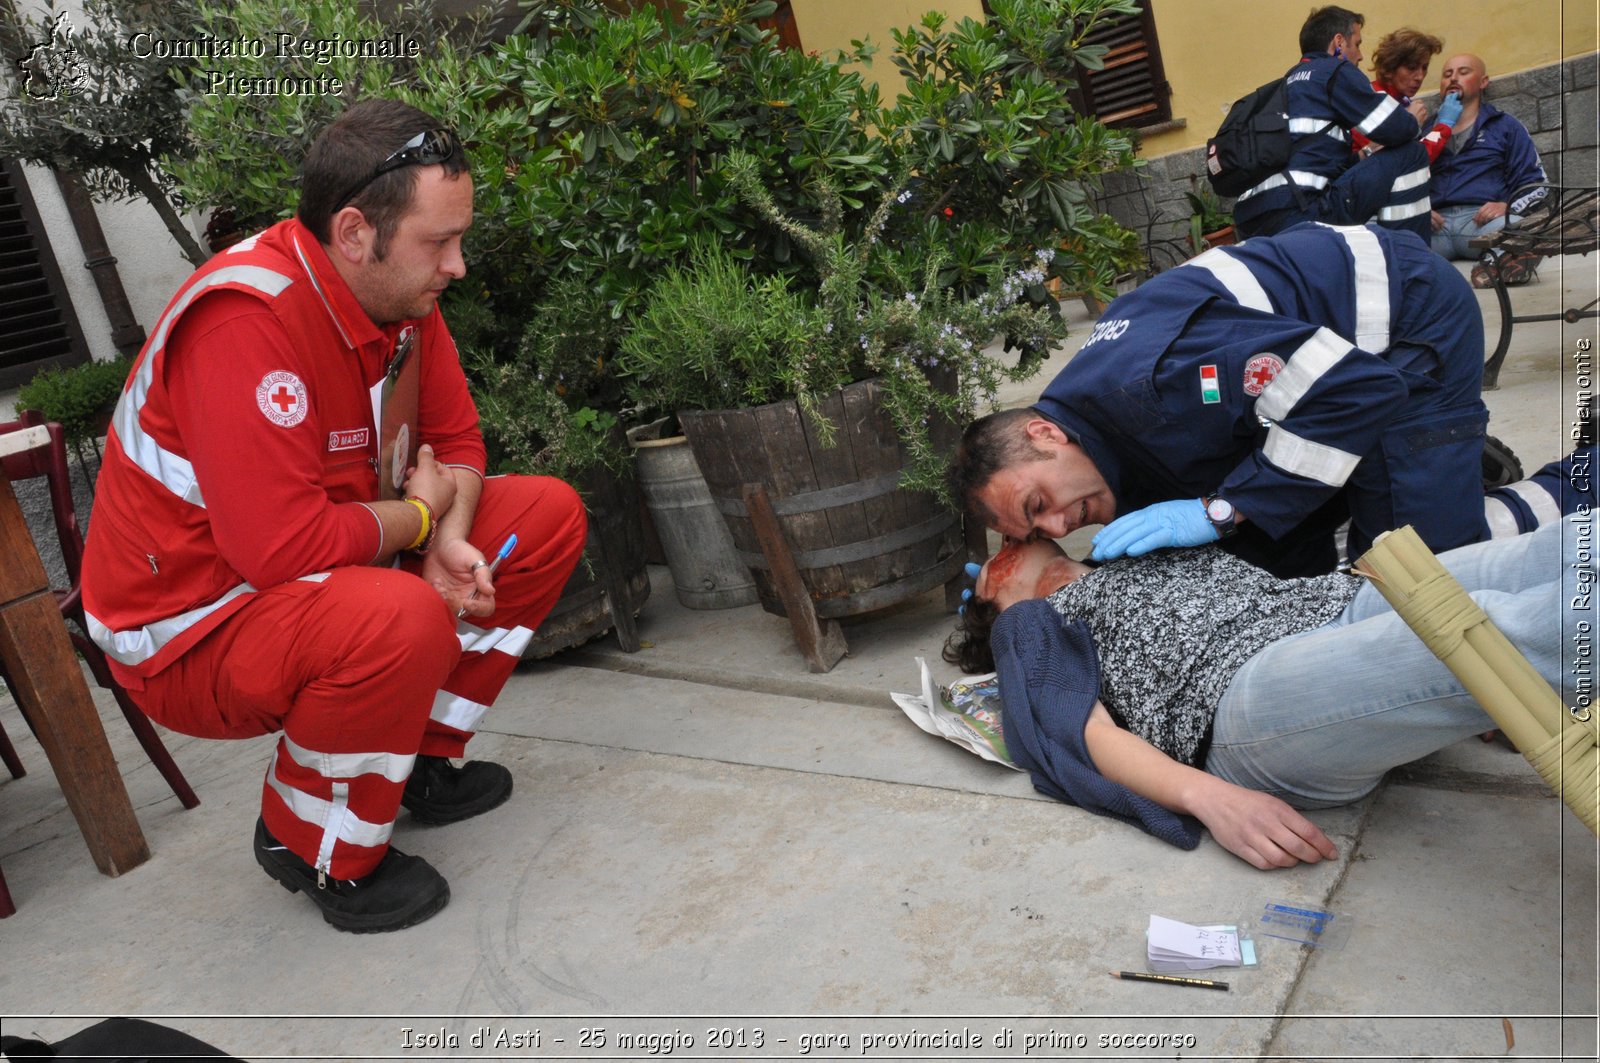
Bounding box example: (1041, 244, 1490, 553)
(328, 428, 370, 452)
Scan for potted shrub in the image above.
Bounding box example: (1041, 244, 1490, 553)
(1186, 183, 1236, 252)
(619, 155, 1066, 624)
(456, 282, 652, 654)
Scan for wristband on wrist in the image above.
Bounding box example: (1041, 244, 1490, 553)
(403, 496, 437, 554)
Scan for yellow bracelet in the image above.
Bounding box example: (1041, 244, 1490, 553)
(403, 497, 434, 552)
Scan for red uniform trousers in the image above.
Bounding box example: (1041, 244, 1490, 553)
(128, 475, 585, 878)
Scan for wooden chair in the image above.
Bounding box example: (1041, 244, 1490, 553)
(0, 414, 199, 915)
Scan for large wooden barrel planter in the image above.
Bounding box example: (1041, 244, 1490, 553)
(521, 459, 650, 659)
(678, 378, 964, 621)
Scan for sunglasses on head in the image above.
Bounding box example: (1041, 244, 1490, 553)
(332, 128, 461, 212)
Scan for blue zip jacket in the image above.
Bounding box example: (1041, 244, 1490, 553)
(1035, 223, 1475, 541)
(1430, 101, 1547, 209)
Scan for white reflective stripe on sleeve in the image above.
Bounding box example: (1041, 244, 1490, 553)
(282, 734, 416, 784)
(1378, 198, 1432, 221)
(1355, 93, 1401, 135)
(1187, 248, 1273, 313)
(1263, 424, 1362, 486)
(430, 689, 490, 735)
(85, 581, 258, 667)
(1256, 328, 1351, 422)
(1483, 496, 1523, 538)
(1504, 480, 1562, 526)
(266, 766, 394, 850)
(1390, 166, 1431, 193)
(114, 265, 295, 509)
(457, 622, 535, 657)
(1323, 224, 1391, 352)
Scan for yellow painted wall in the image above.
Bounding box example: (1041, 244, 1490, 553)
(792, 0, 1597, 158)
(791, 0, 986, 95)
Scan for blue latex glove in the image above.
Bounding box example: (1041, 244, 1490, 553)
(1090, 499, 1218, 562)
(1435, 92, 1463, 128)
(958, 561, 982, 614)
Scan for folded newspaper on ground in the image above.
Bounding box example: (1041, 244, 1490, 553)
(891, 657, 1022, 770)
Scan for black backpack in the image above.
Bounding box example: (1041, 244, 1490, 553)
(1204, 77, 1294, 197)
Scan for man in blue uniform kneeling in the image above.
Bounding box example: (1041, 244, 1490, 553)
(1232, 6, 1437, 241)
(954, 222, 1526, 579)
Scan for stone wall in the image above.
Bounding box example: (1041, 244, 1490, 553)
(1098, 52, 1598, 275)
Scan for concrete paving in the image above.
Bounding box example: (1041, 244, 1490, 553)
(1, 256, 1596, 1060)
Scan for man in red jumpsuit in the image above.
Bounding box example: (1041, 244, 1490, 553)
(80, 100, 587, 933)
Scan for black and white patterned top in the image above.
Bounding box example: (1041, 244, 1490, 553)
(1044, 547, 1362, 766)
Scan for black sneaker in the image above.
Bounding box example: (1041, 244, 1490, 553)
(253, 818, 449, 933)
(400, 755, 513, 825)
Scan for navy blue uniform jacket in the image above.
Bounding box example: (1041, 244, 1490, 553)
(1035, 222, 1485, 542)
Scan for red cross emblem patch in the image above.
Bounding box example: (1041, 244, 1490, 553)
(256, 370, 308, 427)
(1242, 354, 1285, 397)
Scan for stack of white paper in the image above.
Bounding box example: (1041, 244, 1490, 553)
(1147, 915, 1243, 970)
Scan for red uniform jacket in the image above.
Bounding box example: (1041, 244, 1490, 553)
(82, 219, 485, 681)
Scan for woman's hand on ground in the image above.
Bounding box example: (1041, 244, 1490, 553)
(1189, 778, 1340, 870)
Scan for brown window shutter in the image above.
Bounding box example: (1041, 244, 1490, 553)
(758, 0, 801, 51)
(0, 159, 89, 389)
(1072, 2, 1172, 129)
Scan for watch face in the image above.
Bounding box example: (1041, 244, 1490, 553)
(1207, 498, 1234, 523)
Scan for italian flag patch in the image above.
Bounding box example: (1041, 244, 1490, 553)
(1199, 364, 1221, 404)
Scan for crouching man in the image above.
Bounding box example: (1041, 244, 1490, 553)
(81, 100, 586, 932)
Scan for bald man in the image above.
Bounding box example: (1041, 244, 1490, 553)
(1429, 53, 1548, 285)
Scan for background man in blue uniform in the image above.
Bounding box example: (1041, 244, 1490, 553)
(1232, 6, 1439, 242)
(951, 223, 1490, 579)
(1429, 52, 1549, 286)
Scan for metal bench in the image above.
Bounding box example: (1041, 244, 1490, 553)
(1469, 184, 1599, 389)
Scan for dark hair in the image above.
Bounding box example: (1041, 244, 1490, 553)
(297, 99, 468, 257)
(943, 595, 1001, 675)
(1300, 6, 1363, 55)
(1370, 27, 1443, 83)
(948, 407, 1053, 527)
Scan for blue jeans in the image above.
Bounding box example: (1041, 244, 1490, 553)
(1430, 203, 1512, 259)
(1205, 514, 1592, 807)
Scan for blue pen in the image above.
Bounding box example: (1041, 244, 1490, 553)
(458, 534, 516, 618)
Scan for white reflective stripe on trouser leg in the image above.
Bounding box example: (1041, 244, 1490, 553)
(1256, 328, 1352, 422)
(1504, 479, 1563, 526)
(265, 764, 394, 859)
(1390, 166, 1431, 193)
(1378, 197, 1432, 222)
(281, 734, 416, 784)
(457, 622, 535, 657)
(1484, 496, 1524, 538)
(1262, 425, 1362, 487)
(431, 689, 490, 735)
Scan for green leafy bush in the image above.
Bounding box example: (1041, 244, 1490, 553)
(16, 356, 132, 460)
(621, 151, 1067, 493)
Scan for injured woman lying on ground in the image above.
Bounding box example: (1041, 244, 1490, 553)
(943, 516, 1577, 870)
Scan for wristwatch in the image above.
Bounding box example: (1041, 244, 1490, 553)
(1203, 495, 1238, 539)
